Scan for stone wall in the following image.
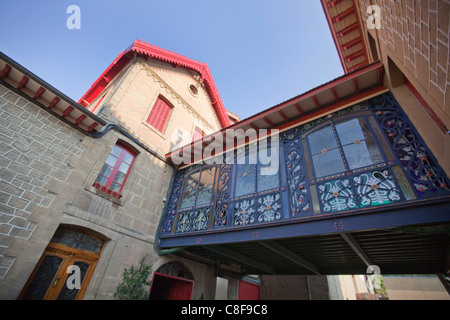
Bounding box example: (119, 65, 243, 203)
(0, 82, 190, 299)
(0, 84, 86, 285)
(358, 0, 449, 120)
(91, 58, 223, 157)
(357, 0, 450, 175)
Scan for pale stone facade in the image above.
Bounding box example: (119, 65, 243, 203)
(0, 51, 229, 299)
(1, 1, 449, 300)
(89, 57, 223, 156)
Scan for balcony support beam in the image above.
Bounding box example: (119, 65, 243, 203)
(340, 233, 373, 267)
(202, 245, 275, 274)
(260, 240, 320, 275)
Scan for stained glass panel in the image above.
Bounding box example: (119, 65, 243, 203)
(234, 198, 256, 225)
(57, 261, 90, 300)
(312, 148, 345, 177)
(308, 125, 338, 155)
(21, 255, 62, 300)
(342, 138, 384, 170)
(180, 172, 200, 209)
(353, 169, 401, 207)
(257, 146, 279, 192)
(318, 178, 357, 212)
(196, 167, 216, 205)
(391, 165, 416, 200)
(256, 193, 282, 223)
(50, 229, 103, 254)
(235, 163, 256, 197)
(335, 118, 371, 144)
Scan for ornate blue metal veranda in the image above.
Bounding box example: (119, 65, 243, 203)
(159, 92, 450, 245)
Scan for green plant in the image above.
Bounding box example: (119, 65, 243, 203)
(113, 264, 152, 300)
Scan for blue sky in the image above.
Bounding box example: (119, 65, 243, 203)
(0, 0, 343, 119)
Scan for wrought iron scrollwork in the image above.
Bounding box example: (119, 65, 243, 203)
(161, 170, 185, 234)
(282, 128, 311, 216)
(176, 208, 210, 233)
(369, 92, 450, 198)
(213, 164, 232, 228)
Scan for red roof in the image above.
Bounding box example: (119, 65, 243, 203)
(78, 40, 231, 128)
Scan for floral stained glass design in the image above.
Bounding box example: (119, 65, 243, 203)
(318, 178, 357, 212)
(256, 193, 282, 223)
(353, 169, 401, 207)
(233, 193, 282, 226)
(234, 198, 256, 225)
(176, 208, 210, 233)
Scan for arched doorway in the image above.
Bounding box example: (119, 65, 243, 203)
(19, 226, 106, 300)
(149, 261, 194, 300)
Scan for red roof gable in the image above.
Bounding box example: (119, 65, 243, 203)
(78, 40, 231, 128)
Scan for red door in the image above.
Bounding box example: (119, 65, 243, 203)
(149, 272, 194, 300)
(238, 281, 260, 300)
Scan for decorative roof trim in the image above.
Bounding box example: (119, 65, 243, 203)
(78, 40, 231, 128)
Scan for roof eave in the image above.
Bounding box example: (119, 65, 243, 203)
(0, 52, 106, 134)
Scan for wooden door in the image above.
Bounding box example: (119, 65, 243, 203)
(19, 227, 104, 300)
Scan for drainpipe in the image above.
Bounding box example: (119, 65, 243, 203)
(306, 275, 312, 300)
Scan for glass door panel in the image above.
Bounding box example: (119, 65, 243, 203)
(20, 253, 64, 300)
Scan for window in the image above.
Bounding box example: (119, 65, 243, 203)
(192, 126, 204, 142)
(94, 143, 136, 193)
(146, 96, 173, 133)
(234, 142, 280, 197)
(179, 167, 217, 209)
(189, 84, 198, 96)
(307, 117, 384, 179)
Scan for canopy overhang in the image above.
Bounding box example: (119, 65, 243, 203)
(0, 52, 106, 134)
(166, 62, 385, 168)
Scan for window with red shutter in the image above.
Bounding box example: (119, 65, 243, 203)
(192, 126, 204, 142)
(147, 96, 173, 133)
(94, 143, 136, 193)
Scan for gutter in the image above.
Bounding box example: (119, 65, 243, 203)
(0, 51, 107, 127)
(91, 123, 174, 167)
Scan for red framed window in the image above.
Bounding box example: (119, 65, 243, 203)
(146, 96, 172, 133)
(192, 126, 204, 142)
(95, 143, 136, 192)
